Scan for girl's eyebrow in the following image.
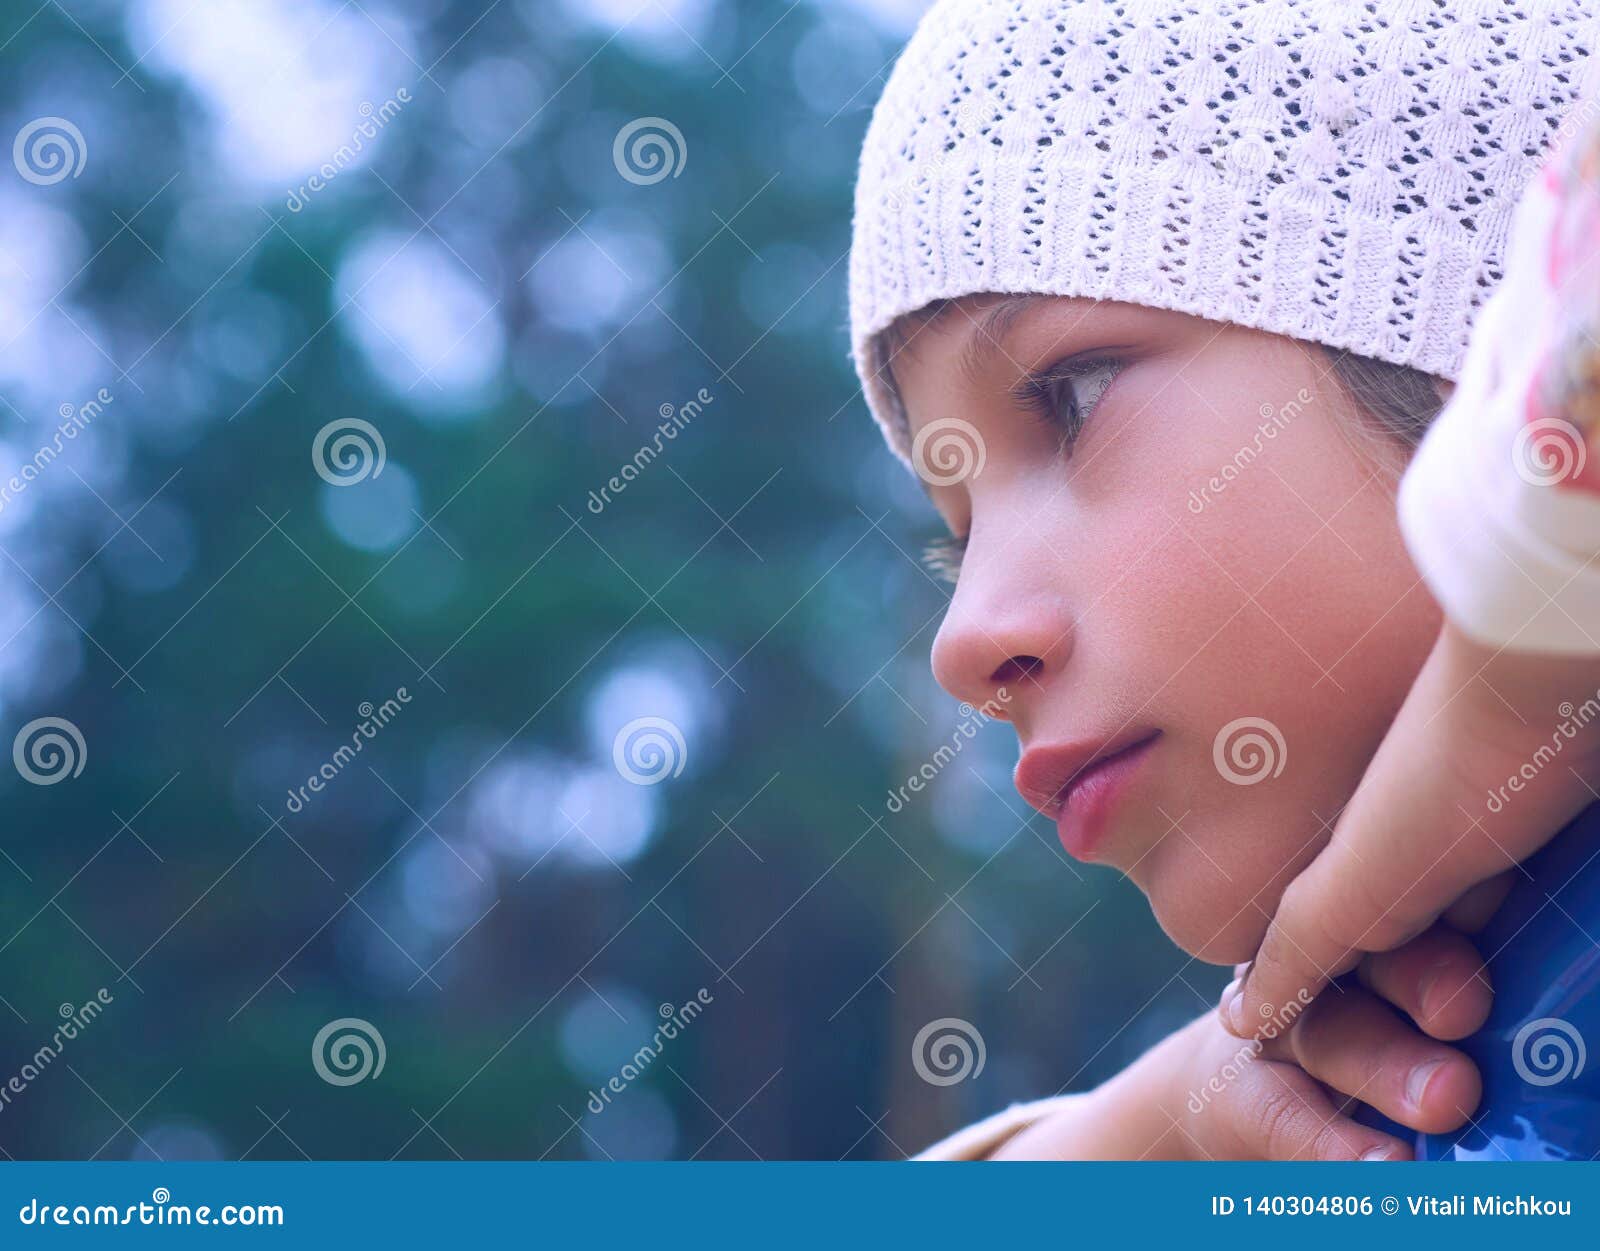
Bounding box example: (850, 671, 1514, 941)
(956, 295, 1046, 387)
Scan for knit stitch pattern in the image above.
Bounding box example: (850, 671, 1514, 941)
(849, 0, 1598, 459)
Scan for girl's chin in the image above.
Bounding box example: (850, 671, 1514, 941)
(1146, 885, 1270, 967)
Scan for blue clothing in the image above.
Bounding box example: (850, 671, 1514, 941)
(1360, 803, 1600, 1159)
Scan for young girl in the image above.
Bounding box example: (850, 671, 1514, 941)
(847, 0, 1600, 1158)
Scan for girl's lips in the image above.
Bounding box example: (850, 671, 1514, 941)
(1014, 732, 1160, 860)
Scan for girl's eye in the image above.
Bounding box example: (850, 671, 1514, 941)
(922, 534, 968, 584)
(919, 356, 1124, 587)
(1011, 356, 1125, 452)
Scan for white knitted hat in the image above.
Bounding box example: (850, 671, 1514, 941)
(849, 0, 1599, 460)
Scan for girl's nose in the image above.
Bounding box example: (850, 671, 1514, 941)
(929, 551, 1074, 718)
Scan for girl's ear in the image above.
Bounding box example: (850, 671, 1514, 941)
(1434, 377, 1456, 405)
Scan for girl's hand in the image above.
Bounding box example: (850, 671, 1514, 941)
(995, 929, 1490, 1160)
(1221, 622, 1600, 1041)
(1172, 932, 1488, 1160)
(1225, 117, 1600, 1043)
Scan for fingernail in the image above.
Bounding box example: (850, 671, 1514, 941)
(1361, 1146, 1394, 1162)
(1407, 1059, 1445, 1110)
(1223, 982, 1247, 1034)
(1217, 978, 1237, 1021)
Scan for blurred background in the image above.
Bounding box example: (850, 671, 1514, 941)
(0, 0, 1212, 1160)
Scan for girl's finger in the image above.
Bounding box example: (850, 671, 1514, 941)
(1217, 963, 1250, 1019)
(1224, 626, 1600, 1040)
(1260, 984, 1480, 1134)
(1357, 925, 1492, 1040)
(1209, 1055, 1410, 1161)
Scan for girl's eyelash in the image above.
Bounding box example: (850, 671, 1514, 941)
(922, 534, 968, 584)
(1010, 355, 1126, 452)
(921, 356, 1125, 586)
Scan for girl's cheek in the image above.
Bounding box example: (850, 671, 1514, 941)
(1081, 388, 1425, 733)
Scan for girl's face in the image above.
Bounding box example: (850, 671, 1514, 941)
(891, 295, 1442, 964)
